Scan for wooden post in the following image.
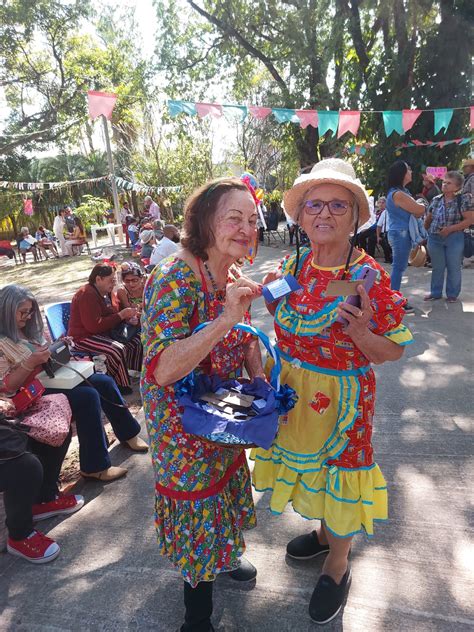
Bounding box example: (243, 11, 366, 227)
(101, 114, 121, 225)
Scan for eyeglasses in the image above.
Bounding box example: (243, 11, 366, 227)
(302, 199, 353, 216)
(18, 308, 34, 318)
(123, 277, 141, 284)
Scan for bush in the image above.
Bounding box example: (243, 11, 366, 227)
(75, 195, 110, 231)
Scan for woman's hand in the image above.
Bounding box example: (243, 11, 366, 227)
(27, 346, 51, 368)
(262, 270, 282, 285)
(0, 397, 15, 416)
(337, 285, 373, 341)
(221, 276, 262, 327)
(119, 307, 137, 321)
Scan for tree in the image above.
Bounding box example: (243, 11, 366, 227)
(154, 0, 472, 184)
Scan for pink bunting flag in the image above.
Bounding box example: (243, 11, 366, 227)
(296, 110, 318, 129)
(249, 106, 272, 120)
(470, 107, 474, 130)
(195, 103, 223, 119)
(23, 199, 33, 216)
(87, 90, 118, 121)
(412, 140, 424, 146)
(337, 111, 360, 138)
(402, 109, 422, 132)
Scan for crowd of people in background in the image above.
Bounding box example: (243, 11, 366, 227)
(0, 155, 472, 630)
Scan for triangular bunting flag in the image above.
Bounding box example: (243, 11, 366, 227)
(470, 106, 474, 130)
(272, 108, 298, 123)
(195, 103, 223, 119)
(402, 109, 422, 132)
(87, 90, 117, 121)
(383, 111, 403, 136)
(318, 111, 339, 136)
(337, 111, 360, 138)
(249, 106, 272, 120)
(434, 108, 453, 134)
(296, 110, 318, 129)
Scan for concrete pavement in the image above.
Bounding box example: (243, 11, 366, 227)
(0, 244, 473, 631)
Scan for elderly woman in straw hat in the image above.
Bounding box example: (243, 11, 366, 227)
(251, 158, 414, 624)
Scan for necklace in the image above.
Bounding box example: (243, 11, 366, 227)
(202, 260, 219, 292)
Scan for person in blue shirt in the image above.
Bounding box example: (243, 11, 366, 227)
(386, 161, 425, 311)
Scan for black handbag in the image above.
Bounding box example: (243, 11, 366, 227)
(109, 322, 140, 344)
(0, 414, 30, 462)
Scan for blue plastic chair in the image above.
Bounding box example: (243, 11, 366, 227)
(44, 302, 95, 360)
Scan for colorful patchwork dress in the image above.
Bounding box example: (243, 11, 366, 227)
(140, 257, 256, 586)
(251, 248, 413, 538)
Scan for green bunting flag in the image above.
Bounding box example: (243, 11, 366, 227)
(434, 108, 454, 135)
(383, 111, 404, 136)
(318, 111, 340, 136)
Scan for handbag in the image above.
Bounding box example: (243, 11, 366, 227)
(20, 394, 72, 447)
(175, 323, 297, 449)
(109, 321, 140, 344)
(12, 378, 45, 412)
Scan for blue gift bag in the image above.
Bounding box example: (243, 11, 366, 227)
(175, 323, 297, 449)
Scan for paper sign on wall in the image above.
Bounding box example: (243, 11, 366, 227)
(426, 167, 447, 179)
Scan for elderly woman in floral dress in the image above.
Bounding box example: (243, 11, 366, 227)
(252, 159, 413, 624)
(141, 178, 263, 632)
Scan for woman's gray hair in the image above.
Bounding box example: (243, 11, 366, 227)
(445, 171, 464, 190)
(0, 284, 44, 344)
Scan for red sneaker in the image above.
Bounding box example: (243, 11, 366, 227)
(32, 494, 84, 521)
(7, 530, 60, 564)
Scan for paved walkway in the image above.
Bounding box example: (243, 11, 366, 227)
(0, 245, 473, 631)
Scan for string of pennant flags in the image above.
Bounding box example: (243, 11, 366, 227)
(168, 100, 474, 138)
(340, 136, 473, 157)
(0, 175, 183, 195)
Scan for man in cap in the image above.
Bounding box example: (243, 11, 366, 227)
(462, 158, 474, 197)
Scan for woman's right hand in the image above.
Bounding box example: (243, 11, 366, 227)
(28, 347, 51, 368)
(119, 307, 137, 320)
(221, 277, 262, 327)
(262, 270, 282, 285)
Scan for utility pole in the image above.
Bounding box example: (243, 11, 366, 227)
(102, 114, 121, 225)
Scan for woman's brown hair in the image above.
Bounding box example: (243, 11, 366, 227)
(181, 177, 250, 261)
(88, 264, 114, 285)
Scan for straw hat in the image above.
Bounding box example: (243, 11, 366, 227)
(283, 158, 371, 225)
(462, 158, 474, 168)
(408, 244, 427, 268)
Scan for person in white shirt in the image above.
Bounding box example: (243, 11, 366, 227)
(143, 195, 161, 220)
(52, 210, 67, 256)
(120, 202, 133, 247)
(149, 225, 180, 266)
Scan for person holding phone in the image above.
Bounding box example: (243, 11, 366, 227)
(251, 159, 413, 625)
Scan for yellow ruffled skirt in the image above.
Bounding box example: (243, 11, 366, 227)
(250, 357, 388, 537)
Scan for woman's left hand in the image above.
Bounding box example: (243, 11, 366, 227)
(337, 285, 373, 340)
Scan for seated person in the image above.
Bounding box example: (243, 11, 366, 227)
(0, 395, 83, 563)
(138, 229, 156, 261)
(127, 218, 140, 248)
(115, 263, 145, 313)
(35, 226, 59, 258)
(0, 240, 15, 260)
(64, 218, 86, 256)
(149, 224, 180, 266)
(153, 219, 164, 240)
(18, 227, 48, 262)
(0, 284, 148, 484)
(68, 264, 143, 395)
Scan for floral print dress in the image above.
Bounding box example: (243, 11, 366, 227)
(251, 248, 413, 538)
(140, 257, 256, 586)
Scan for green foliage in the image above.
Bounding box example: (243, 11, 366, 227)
(75, 195, 109, 229)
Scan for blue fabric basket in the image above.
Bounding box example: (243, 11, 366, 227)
(175, 323, 297, 449)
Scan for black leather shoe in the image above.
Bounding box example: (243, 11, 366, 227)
(286, 530, 330, 560)
(309, 566, 352, 624)
(228, 557, 257, 582)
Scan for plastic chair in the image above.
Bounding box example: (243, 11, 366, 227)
(44, 302, 95, 360)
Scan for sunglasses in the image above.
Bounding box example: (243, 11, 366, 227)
(302, 199, 353, 216)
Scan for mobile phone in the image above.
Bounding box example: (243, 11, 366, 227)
(335, 265, 377, 325)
